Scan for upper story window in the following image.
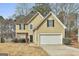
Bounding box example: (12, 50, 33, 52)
(19, 24, 25, 30)
(19, 24, 21, 30)
(47, 20, 54, 27)
(24, 24, 26, 30)
(30, 24, 33, 30)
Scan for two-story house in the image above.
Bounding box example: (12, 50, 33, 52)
(15, 11, 66, 45)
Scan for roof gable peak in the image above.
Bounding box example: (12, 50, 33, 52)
(45, 11, 66, 29)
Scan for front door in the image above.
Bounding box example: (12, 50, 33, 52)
(30, 35, 33, 43)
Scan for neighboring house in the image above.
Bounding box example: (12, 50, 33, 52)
(15, 11, 66, 45)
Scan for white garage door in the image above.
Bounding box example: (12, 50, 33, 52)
(40, 34, 62, 44)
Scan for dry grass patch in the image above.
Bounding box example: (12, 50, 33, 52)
(0, 43, 48, 56)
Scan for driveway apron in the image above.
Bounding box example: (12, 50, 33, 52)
(41, 44, 79, 56)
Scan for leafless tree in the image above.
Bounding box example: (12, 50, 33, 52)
(49, 3, 79, 37)
(12, 3, 34, 19)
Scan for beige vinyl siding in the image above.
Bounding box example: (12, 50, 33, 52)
(33, 14, 65, 45)
(28, 14, 44, 30)
(28, 14, 44, 34)
(16, 24, 29, 33)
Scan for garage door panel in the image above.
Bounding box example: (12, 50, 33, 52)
(40, 34, 62, 44)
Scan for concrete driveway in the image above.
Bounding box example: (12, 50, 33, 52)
(41, 44, 79, 56)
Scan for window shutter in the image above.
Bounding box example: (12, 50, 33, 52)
(19, 24, 21, 30)
(47, 20, 49, 27)
(53, 20, 54, 27)
(24, 24, 25, 30)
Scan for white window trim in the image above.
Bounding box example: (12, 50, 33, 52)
(29, 23, 33, 30)
(47, 20, 54, 27)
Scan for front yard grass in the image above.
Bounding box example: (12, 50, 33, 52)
(0, 43, 48, 56)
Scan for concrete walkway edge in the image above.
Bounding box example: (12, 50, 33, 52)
(64, 45, 79, 52)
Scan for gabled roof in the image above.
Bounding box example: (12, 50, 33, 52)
(26, 12, 44, 24)
(15, 11, 44, 24)
(15, 11, 37, 24)
(34, 11, 66, 31)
